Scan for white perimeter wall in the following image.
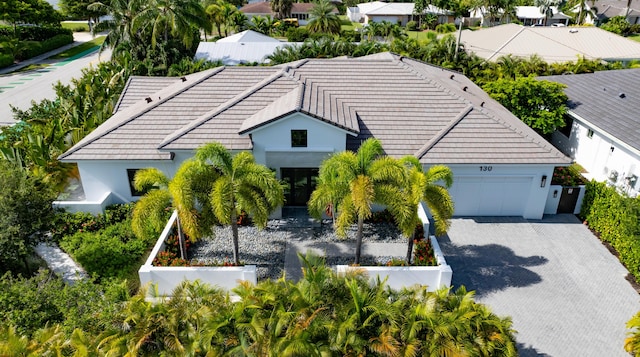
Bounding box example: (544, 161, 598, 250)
(552, 118, 640, 195)
(444, 164, 556, 219)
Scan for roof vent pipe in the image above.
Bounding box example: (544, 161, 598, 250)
(145, 97, 152, 103)
(181, 76, 187, 82)
(463, 86, 468, 91)
(619, 93, 626, 98)
(450, 74, 455, 80)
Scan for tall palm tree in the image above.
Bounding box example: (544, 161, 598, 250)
(88, 0, 142, 56)
(133, 0, 207, 49)
(308, 138, 409, 264)
(306, 0, 341, 35)
(195, 142, 284, 265)
(399, 156, 454, 264)
(132, 159, 219, 258)
(271, 0, 293, 20)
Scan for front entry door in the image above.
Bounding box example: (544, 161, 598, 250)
(281, 168, 319, 206)
(558, 187, 581, 214)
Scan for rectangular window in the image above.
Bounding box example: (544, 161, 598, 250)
(127, 169, 146, 197)
(587, 129, 594, 139)
(291, 130, 307, 147)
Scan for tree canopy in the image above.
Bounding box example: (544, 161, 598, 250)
(483, 77, 568, 135)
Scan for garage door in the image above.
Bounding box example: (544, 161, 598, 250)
(449, 176, 533, 216)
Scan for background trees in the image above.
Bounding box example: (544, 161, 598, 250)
(306, 0, 342, 35)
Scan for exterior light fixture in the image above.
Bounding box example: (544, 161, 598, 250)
(540, 175, 547, 188)
(553, 190, 558, 198)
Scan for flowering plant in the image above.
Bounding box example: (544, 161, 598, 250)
(552, 165, 586, 187)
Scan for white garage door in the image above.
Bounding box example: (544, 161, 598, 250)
(449, 176, 533, 216)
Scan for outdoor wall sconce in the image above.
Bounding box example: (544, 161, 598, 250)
(553, 190, 558, 198)
(540, 175, 547, 187)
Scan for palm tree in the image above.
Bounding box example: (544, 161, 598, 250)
(132, 159, 219, 258)
(250, 15, 273, 35)
(535, 0, 556, 26)
(228, 11, 248, 33)
(88, 0, 141, 56)
(399, 156, 454, 264)
(195, 142, 284, 265)
(271, 0, 293, 20)
(133, 0, 207, 49)
(306, 0, 341, 35)
(206, 1, 225, 37)
(308, 138, 409, 264)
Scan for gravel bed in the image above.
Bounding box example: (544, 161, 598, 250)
(188, 219, 407, 281)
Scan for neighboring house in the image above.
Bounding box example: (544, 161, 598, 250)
(515, 6, 571, 26)
(194, 30, 296, 65)
(57, 53, 570, 219)
(460, 23, 640, 63)
(540, 69, 640, 197)
(593, 0, 640, 24)
(347, 1, 453, 25)
(239, 2, 338, 25)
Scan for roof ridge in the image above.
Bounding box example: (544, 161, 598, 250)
(487, 25, 526, 61)
(158, 67, 289, 149)
(414, 105, 473, 159)
(59, 67, 225, 161)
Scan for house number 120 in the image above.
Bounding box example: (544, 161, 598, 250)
(479, 166, 493, 172)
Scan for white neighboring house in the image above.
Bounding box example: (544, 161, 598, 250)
(194, 30, 297, 65)
(593, 0, 640, 24)
(516, 6, 571, 26)
(347, 1, 453, 25)
(540, 69, 640, 197)
(56, 53, 570, 218)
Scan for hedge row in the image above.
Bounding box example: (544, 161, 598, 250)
(0, 54, 14, 68)
(0, 26, 71, 41)
(15, 33, 73, 60)
(580, 180, 640, 281)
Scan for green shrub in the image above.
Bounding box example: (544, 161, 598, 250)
(0, 53, 13, 68)
(340, 29, 361, 42)
(286, 27, 310, 42)
(406, 20, 417, 31)
(60, 219, 151, 280)
(600, 16, 631, 36)
(435, 23, 456, 33)
(16, 33, 73, 60)
(580, 180, 640, 281)
(0, 26, 72, 41)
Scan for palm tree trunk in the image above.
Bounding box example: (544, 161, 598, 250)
(231, 210, 240, 265)
(406, 232, 415, 265)
(355, 216, 364, 265)
(176, 216, 187, 260)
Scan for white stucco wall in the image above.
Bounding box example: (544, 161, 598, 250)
(76, 160, 178, 203)
(444, 164, 556, 219)
(248, 112, 352, 175)
(551, 117, 640, 196)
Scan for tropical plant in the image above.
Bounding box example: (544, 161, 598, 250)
(132, 160, 219, 258)
(308, 138, 410, 264)
(626, 311, 640, 354)
(271, 0, 293, 19)
(399, 156, 454, 264)
(89, 0, 141, 56)
(306, 0, 341, 35)
(195, 142, 284, 265)
(133, 0, 207, 49)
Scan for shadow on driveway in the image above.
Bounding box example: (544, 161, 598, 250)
(439, 237, 548, 298)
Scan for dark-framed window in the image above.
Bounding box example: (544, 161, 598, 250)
(291, 129, 307, 147)
(587, 129, 594, 139)
(127, 169, 148, 197)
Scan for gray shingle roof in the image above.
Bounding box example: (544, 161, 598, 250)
(60, 53, 570, 165)
(539, 68, 640, 153)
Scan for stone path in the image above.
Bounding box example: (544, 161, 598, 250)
(34, 242, 86, 284)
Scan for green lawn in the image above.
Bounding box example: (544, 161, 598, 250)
(406, 30, 439, 41)
(61, 21, 90, 32)
(339, 15, 363, 31)
(629, 33, 640, 42)
(51, 36, 105, 60)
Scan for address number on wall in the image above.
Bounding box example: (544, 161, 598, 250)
(479, 166, 493, 172)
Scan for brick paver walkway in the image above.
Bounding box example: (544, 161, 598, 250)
(439, 214, 640, 356)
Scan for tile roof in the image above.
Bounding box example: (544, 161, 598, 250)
(216, 30, 282, 43)
(60, 53, 570, 165)
(113, 76, 181, 113)
(460, 23, 640, 63)
(539, 69, 640, 153)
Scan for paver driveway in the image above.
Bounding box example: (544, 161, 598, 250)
(439, 214, 640, 357)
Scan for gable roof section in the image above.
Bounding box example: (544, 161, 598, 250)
(61, 53, 570, 165)
(539, 68, 640, 153)
(216, 30, 281, 43)
(460, 24, 640, 63)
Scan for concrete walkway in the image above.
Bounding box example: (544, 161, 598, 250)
(34, 242, 86, 284)
(439, 214, 640, 357)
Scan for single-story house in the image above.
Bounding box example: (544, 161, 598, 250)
(515, 6, 571, 26)
(539, 69, 640, 197)
(593, 0, 640, 24)
(347, 1, 453, 26)
(239, 2, 338, 25)
(460, 23, 640, 63)
(57, 52, 570, 219)
(194, 30, 297, 65)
